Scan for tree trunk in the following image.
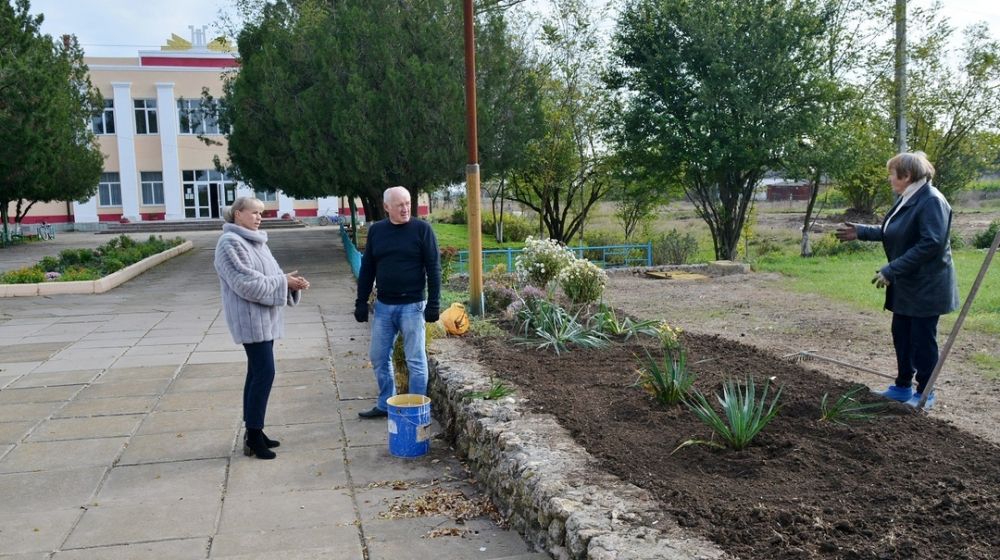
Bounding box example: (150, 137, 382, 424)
(800, 170, 822, 257)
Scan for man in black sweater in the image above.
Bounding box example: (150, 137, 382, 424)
(354, 186, 441, 418)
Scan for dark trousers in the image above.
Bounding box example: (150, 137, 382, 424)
(242, 341, 276, 429)
(891, 313, 940, 394)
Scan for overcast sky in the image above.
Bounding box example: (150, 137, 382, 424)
(25, 0, 1000, 58)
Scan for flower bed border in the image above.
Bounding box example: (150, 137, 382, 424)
(0, 241, 193, 297)
(429, 337, 725, 560)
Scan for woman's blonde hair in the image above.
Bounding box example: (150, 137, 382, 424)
(887, 151, 935, 182)
(223, 196, 265, 223)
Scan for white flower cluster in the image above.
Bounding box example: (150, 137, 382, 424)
(557, 258, 608, 304)
(515, 236, 576, 288)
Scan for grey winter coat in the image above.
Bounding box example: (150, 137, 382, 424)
(215, 223, 301, 344)
(855, 182, 960, 317)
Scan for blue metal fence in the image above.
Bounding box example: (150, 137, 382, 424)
(454, 242, 652, 275)
(339, 224, 362, 278)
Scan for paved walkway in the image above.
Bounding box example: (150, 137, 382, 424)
(0, 228, 543, 559)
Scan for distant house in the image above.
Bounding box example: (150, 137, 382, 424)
(759, 172, 827, 201)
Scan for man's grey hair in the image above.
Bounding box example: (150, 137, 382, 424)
(383, 186, 410, 204)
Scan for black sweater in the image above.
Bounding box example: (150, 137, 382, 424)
(356, 219, 441, 310)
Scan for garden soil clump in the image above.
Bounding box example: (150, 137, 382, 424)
(471, 330, 1000, 559)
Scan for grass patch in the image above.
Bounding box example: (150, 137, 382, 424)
(431, 223, 522, 251)
(756, 248, 1000, 336)
(970, 352, 1000, 380)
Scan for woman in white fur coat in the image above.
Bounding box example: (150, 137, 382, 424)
(215, 197, 310, 459)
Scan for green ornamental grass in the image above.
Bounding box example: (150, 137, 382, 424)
(635, 348, 695, 405)
(679, 376, 783, 452)
(819, 385, 885, 425)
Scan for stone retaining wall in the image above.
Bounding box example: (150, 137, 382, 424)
(428, 338, 727, 560)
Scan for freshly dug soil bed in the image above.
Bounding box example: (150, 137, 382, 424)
(471, 330, 1000, 560)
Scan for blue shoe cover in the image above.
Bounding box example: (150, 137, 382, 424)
(874, 384, 913, 402)
(906, 392, 936, 410)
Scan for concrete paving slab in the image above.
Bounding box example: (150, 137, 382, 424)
(109, 354, 188, 369)
(117, 429, 233, 465)
(217, 488, 354, 534)
(252, 421, 343, 451)
(209, 525, 361, 559)
(177, 362, 246, 378)
(0, 385, 81, 404)
(50, 346, 128, 362)
(55, 396, 158, 418)
(0, 421, 34, 445)
(365, 516, 531, 560)
(135, 334, 206, 346)
(97, 459, 228, 504)
(168, 375, 243, 393)
(274, 357, 333, 373)
(226, 448, 348, 495)
(265, 399, 341, 426)
(27, 415, 144, 442)
(53, 537, 211, 560)
(335, 379, 379, 401)
(63, 497, 220, 549)
(186, 351, 246, 364)
(0, 437, 128, 473)
(136, 409, 238, 436)
(344, 445, 461, 487)
(74, 378, 172, 399)
(155, 390, 241, 413)
(7, 370, 100, 388)
(0, 402, 62, 423)
(32, 357, 117, 373)
(0, 374, 19, 389)
(97, 365, 178, 381)
(271, 371, 332, 388)
(0, 467, 106, 514)
(0, 509, 80, 554)
(0, 362, 42, 377)
(121, 343, 197, 356)
(0, 342, 67, 362)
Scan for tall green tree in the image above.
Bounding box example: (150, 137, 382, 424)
(505, 0, 615, 243)
(0, 0, 103, 242)
(607, 0, 833, 260)
(220, 0, 471, 223)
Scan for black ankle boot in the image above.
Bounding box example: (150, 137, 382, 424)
(262, 431, 280, 448)
(246, 431, 280, 449)
(244, 428, 276, 459)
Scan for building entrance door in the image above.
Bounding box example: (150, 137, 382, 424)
(183, 171, 236, 219)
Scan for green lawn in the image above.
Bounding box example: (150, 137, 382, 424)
(757, 249, 1000, 335)
(431, 223, 524, 250)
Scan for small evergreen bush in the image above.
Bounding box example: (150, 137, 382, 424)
(652, 229, 699, 265)
(973, 220, 1000, 249)
(0, 266, 46, 284)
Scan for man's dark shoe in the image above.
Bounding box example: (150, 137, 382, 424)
(358, 406, 388, 419)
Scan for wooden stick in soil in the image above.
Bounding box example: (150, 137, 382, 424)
(918, 228, 1000, 410)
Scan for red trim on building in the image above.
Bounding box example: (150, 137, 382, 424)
(98, 213, 123, 222)
(140, 212, 166, 221)
(262, 209, 278, 218)
(140, 56, 239, 68)
(5, 215, 72, 224)
(295, 209, 318, 217)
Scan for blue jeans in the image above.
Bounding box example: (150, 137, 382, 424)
(242, 341, 275, 429)
(370, 300, 428, 411)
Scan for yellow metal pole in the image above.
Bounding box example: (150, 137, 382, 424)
(463, 0, 484, 315)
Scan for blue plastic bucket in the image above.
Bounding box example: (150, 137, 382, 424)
(386, 394, 431, 458)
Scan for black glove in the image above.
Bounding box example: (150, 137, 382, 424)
(424, 306, 440, 323)
(354, 302, 369, 322)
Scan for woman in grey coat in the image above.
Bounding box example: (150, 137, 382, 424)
(836, 152, 959, 409)
(215, 197, 310, 459)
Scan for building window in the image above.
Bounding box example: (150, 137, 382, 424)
(140, 172, 164, 205)
(134, 99, 158, 134)
(98, 172, 122, 206)
(92, 99, 115, 135)
(177, 98, 227, 135)
(255, 190, 277, 202)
